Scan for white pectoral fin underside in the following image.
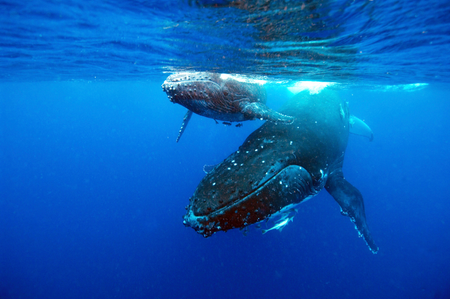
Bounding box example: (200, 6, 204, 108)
(349, 115, 374, 141)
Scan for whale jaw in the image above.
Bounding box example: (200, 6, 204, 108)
(183, 161, 321, 237)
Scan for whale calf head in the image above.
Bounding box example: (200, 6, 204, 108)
(161, 72, 267, 121)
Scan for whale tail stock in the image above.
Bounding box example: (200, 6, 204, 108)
(325, 166, 379, 254)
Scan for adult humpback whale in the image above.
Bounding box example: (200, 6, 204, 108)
(183, 89, 378, 253)
(161, 72, 294, 142)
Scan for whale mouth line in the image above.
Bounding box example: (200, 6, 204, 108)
(195, 165, 291, 217)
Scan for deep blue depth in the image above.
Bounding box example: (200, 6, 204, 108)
(1, 82, 450, 299)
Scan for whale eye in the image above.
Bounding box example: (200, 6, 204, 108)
(223, 91, 228, 96)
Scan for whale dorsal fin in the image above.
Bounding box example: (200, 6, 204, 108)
(349, 115, 373, 142)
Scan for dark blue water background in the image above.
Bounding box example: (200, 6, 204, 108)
(1, 1, 450, 299)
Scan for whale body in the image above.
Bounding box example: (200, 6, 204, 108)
(162, 72, 293, 142)
(183, 89, 378, 253)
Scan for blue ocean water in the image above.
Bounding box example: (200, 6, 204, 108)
(1, 1, 450, 299)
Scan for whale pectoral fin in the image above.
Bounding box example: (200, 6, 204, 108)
(239, 101, 294, 124)
(349, 115, 374, 141)
(176, 110, 193, 143)
(325, 169, 379, 253)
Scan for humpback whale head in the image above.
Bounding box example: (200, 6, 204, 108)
(183, 122, 328, 237)
(161, 72, 267, 121)
(162, 72, 219, 104)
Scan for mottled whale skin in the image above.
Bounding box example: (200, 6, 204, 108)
(161, 72, 293, 142)
(183, 90, 378, 253)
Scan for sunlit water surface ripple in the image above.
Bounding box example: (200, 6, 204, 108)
(0, 0, 449, 85)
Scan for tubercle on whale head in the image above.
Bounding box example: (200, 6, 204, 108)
(164, 72, 215, 83)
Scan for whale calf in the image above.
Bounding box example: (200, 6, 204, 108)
(183, 89, 378, 253)
(162, 72, 293, 142)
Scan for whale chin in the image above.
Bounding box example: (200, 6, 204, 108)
(183, 165, 321, 237)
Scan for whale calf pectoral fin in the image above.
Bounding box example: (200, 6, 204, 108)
(325, 169, 379, 253)
(176, 110, 193, 143)
(349, 115, 374, 141)
(239, 102, 294, 124)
